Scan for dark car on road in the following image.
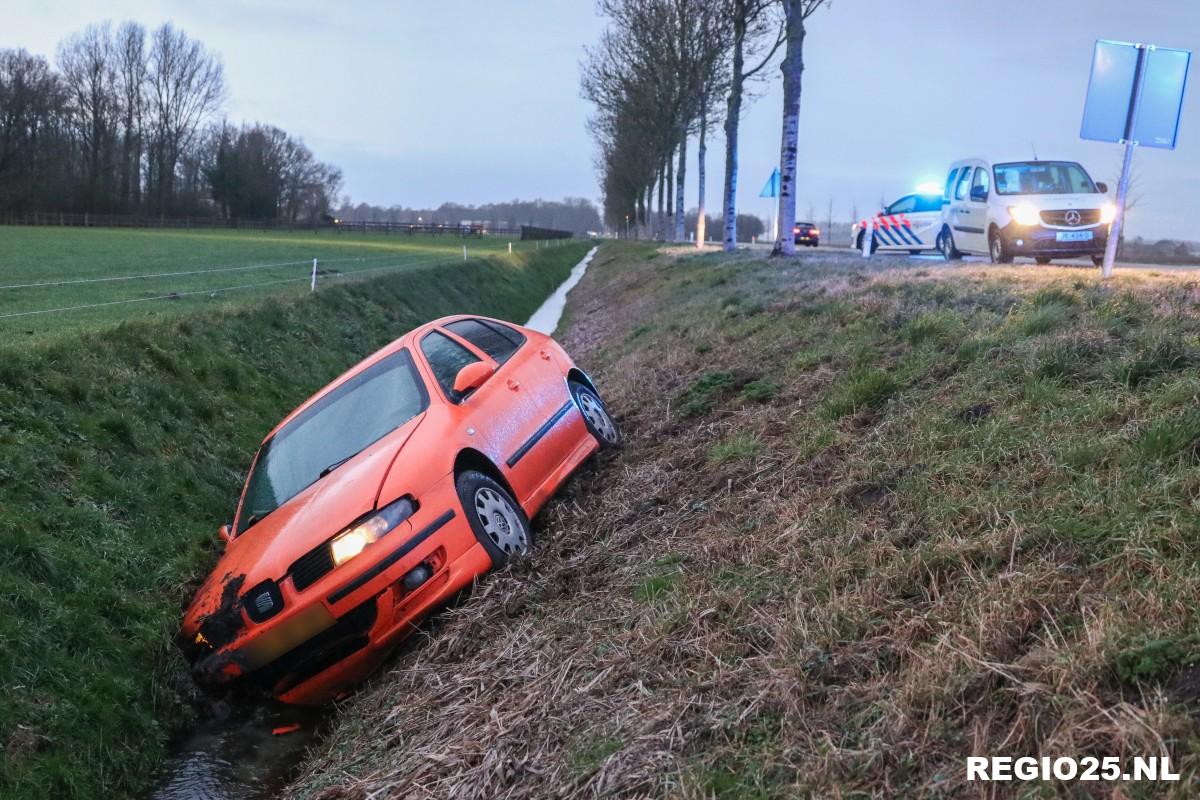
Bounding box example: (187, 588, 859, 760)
(793, 222, 820, 247)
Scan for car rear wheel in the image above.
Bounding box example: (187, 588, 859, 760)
(989, 229, 1013, 264)
(456, 471, 531, 567)
(856, 231, 879, 255)
(909, 249, 922, 256)
(937, 227, 961, 261)
(570, 381, 620, 447)
(1035, 257, 1052, 265)
(1092, 255, 1105, 267)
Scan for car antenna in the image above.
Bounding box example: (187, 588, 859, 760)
(1031, 141, 1039, 161)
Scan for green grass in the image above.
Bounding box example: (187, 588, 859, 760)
(0, 240, 588, 799)
(0, 226, 559, 339)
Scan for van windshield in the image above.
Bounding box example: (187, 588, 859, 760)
(235, 349, 427, 535)
(993, 162, 1097, 196)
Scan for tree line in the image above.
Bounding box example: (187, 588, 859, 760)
(335, 198, 604, 236)
(0, 21, 341, 222)
(582, 0, 828, 255)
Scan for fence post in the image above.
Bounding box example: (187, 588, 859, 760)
(311, 258, 318, 291)
(861, 220, 875, 258)
(508, 242, 512, 254)
(463, 245, 468, 262)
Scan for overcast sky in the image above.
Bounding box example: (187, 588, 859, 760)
(5, 0, 1198, 239)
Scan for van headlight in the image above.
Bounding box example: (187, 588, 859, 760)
(1008, 205, 1041, 226)
(1100, 204, 1116, 224)
(330, 497, 416, 567)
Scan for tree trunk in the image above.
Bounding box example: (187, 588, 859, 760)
(773, 1, 807, 257)
(696, 98, 707, 248)
(666, 151, 674, 242)
(722, 7, 746, 251)
(657, 168, 665, 241)
(675, 132, 687, 243)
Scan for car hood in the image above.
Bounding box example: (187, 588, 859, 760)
(182, 412, 426, 634)
(1000, 193, 1107, 209)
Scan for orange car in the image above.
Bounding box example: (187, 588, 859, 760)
(179, 315, 619, 704)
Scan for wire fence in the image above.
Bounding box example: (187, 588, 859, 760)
(0, 238, 581, 324)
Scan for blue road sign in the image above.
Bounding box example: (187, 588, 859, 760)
(759, 168, 780, 198)
(1081, 40, 1191, 149)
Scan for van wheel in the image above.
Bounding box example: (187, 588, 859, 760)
(989, 229, 1013, 264)
(1035, 257, 1052, 265)
(856, 231, 879, 255)
(937, 227, 961, 261)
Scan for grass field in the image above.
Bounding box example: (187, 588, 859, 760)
(290, 244, 1200, 798)
(0, 241, 589, 798)
(0, 226, 561, 339)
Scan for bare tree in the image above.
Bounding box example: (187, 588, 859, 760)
(114, 22, 147, 211)
(825, 195, 833, 240)
(58, 22, 119, 211)
(772, 0, 829, 256)
(721, 0, 784, 251)
(145, 23, 224, 215)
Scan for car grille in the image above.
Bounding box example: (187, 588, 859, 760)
(253, 597, 377, 693)
(1040, 209, 1101, 227)
(289, 544, 334, 591)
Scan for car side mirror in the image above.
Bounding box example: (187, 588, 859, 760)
(218, 524, 234, 548)
(453, 361, 495, 395)
(970, 186, 988, 202)
(1096, 181, 1109, 194)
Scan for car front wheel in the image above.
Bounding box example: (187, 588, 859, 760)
(456, 471, 531, 567)
(570, 381, 620, 448)
(989, 229, 1013, 264)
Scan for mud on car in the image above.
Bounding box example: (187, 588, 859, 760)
(179, 315, 619, 704)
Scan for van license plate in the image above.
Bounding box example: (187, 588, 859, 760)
(1056, 231, 1093, 242)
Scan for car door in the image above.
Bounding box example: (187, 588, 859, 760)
(444, 318, 576, 474)
(417, 328, 544, 505)
(876, 195, 917, 250)
(948, 165, 984, 253)
(906, 194, 945, 251)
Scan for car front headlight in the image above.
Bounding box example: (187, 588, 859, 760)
(1008, 204, 1041, 226)
(330, 497, 416, 567)
(1100, 203, 1116, 224)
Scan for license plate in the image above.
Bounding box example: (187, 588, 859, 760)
(1056, 230, 1093, 242)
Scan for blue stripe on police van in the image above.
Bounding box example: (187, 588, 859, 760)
(890, 225, 914, 245)
(874, 227, 897, 245)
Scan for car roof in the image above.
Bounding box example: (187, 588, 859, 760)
(263, 313, 485, 441)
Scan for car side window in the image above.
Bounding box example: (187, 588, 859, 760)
(954, 168, 972, 201)
(444, 318, 524, 365)
(944, 168, 960, 202)
(887, 196, 916, 215)
(971, 167, 990, 199)
(420, 330, 481, 402)
(914, 195, 944, 213)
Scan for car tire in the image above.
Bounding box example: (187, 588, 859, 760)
(856, 231, 879, 255)
(1092, 255, 1105, 267)
(570, 381, 620, 448)
(456, 470, 531, 567)
(937, 227, 961, 261)
(1035, 257, 1052, 265)
(988, 228, 1013, 264)
(908, 249, 922, 256)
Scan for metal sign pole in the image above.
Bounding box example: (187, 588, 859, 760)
(1102, 45, 1150, 279)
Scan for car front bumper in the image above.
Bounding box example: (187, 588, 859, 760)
(1001, 223, 1108, 256)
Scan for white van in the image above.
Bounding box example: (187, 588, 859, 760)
(938, 158, 1115, 265)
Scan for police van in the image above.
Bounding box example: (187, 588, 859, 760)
(852, 193, 943, 254)
(937, 158, 1115, 265)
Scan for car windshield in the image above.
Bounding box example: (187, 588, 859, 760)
(235, 349, 427, 535)
(993, 161, 1097, 196)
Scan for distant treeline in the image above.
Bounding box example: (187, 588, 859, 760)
(0, 21, 341, 222)
(335, 198, 604, 236)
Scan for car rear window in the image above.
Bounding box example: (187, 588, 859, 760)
(237, 349, 427, 535)
(444, 318, 524, 365)
(421, 330, 482, 402)
(914, 195, 944, 213)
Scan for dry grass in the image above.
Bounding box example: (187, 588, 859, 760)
(288, 245, 1200, 799)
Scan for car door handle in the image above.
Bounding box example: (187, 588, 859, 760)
(538, 349, 551, 360)
(506, 378, 520, 390)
